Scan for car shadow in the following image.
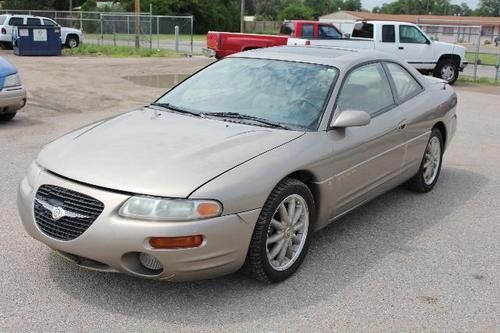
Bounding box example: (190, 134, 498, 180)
(48, 166, 487, 326)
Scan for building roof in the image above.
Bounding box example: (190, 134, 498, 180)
(320, 10, 500, 26)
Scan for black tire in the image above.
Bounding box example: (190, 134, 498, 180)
(0, 112, 16, 122)
(65, 35, 79, 48)
(434, 60, 459, 85)
(405, 128, 444, 193)
(243, 177, 316, 283)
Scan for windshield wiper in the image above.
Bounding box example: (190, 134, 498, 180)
(205, 112, 290, 130)
(150, 102, 202, 117)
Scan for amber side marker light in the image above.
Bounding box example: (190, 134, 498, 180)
(149, 235, 204, 249)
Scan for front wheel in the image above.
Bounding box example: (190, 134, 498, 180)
(405, 129, 444, 193)
(243, 178, 315, 283)
(0, 112, 16, 122)
(434, 60, 459, 84)
(65, 36, 79, 48)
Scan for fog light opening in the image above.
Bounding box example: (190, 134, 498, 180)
(138, 253, 163, 272)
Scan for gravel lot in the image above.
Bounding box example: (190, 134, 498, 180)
(0, 53, 499, 332)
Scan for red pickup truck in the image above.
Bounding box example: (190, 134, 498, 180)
(204, 20, 343, 59)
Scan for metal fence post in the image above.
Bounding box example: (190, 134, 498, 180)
(157, 16, 160, 49)
(80, 11, 83, 31)
(100, 14, 103, 46)
(190, 16, 194, 56)
(496, 46, 500, 83)
(175, 25, 179, 52)
(473, 26, 481, 82)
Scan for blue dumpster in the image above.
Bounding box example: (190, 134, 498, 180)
(12, 26, 61, 56)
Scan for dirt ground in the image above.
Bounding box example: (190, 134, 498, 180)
(2, 52, 212, 119)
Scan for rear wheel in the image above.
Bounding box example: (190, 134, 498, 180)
(405, 129, 444, 193)
(434, 60, 459, 84)
(243, 178, 315, 283)
(0, 112, 16, 122)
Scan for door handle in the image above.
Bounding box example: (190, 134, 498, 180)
(398, 46, 404, 50)
(398, 121, 408, 129)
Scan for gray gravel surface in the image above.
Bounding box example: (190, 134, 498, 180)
(0, 62, 499, 332)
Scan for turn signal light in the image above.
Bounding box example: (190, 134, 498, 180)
(197, 202, 221, 217)
(149, 235, 203, 249)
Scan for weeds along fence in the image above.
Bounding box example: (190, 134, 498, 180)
(0, 10, 194, 54)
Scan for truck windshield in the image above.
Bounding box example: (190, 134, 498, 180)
(156, 58, 338, 130)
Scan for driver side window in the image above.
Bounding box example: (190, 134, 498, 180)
(336, 63, 394, 117)
(399, 25, 428, 44)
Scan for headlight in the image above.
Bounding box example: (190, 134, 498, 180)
(119, 196, 222, 221)
(27, 161, 43, 187)
(4, 73, 21, 88)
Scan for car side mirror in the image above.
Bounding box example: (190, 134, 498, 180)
(330, 110, 371, 128)
(344, 33, 351, 39)
(426, 39, 431, 44)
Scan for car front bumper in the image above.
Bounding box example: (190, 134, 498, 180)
(18, 170, 261, 281)
(0, 86, 26, 113)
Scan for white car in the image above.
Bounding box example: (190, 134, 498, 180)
(0, 14, 83, 49)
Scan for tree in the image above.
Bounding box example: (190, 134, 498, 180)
(476, 0, 500, 16)
(278, 2, 314, 20)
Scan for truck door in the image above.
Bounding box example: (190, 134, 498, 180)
(376, 24, 398, 54)
(397, 24, 434, 68)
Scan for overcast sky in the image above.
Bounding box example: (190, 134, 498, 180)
(363, 0, 480, 10)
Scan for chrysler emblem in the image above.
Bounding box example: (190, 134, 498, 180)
(51, 207, 66, 220)
(35, 198, 90, 220)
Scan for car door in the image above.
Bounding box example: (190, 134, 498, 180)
(376, 24, 398, 54)
(328, 62, 407, 216)
(7, 17, 24, 38)
(397, 24, 433, 66)
(383, 62, 430, 173)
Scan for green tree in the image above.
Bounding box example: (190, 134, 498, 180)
(277, 2, 314, 20)
(476, 0, 500, 16)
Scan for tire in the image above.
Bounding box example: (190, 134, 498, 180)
(0, 112, 16, 122)
(405, 128, 444, 193)
(243, 177, 316, 283)
(65, 35, 79, 48)
(434, 60, 459, 85)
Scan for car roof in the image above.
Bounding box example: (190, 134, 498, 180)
(229, 45, 401, 69)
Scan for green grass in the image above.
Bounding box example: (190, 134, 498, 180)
(63, 44, 184, 57)
(84, 33, 206, 42)
(457, 75, 500, 86)
(465, 52, 499, 66)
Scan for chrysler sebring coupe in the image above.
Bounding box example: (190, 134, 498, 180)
(18, 46, 457, 282)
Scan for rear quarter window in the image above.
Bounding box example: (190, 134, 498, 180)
(0, 16, 7, 25)
(8, 17, 24, 26)
(352, 22, 374, 39)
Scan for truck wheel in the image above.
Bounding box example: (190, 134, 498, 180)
(66, 36, 79, 48)
(0, 112, 16, 122)
(434, 60, 458, 85)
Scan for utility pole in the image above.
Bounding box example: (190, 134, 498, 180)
(135, 0, 140, 48)
(240, 0, 245, 33)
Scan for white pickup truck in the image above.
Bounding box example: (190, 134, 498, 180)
(0, 14, 83, 49)
(308, 21, 467, 84)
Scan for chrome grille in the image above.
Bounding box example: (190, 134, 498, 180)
(34, 184, 104, 241)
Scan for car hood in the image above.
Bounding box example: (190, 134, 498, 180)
(433, 41, 466, 55)
(37, 108, 304, 198)
(0, 56, 18, 77)
(62, 27, 82, 34)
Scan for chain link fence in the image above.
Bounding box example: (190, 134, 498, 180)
(0, 10, 194, 54)
(418, 21, 500, 82)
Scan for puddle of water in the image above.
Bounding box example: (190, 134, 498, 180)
(123, 74, 190, 88)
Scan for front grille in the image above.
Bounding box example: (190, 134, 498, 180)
(34, 184, 105, 241)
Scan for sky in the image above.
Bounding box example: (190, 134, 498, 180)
(362, 0, 480, 11)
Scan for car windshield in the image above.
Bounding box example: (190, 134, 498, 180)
(155, 58, 338, 130)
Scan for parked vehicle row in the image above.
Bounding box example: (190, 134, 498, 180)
(0, 14, 83, 49)
(205, 19, 467, 84)
(18, 46, 457, 283)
